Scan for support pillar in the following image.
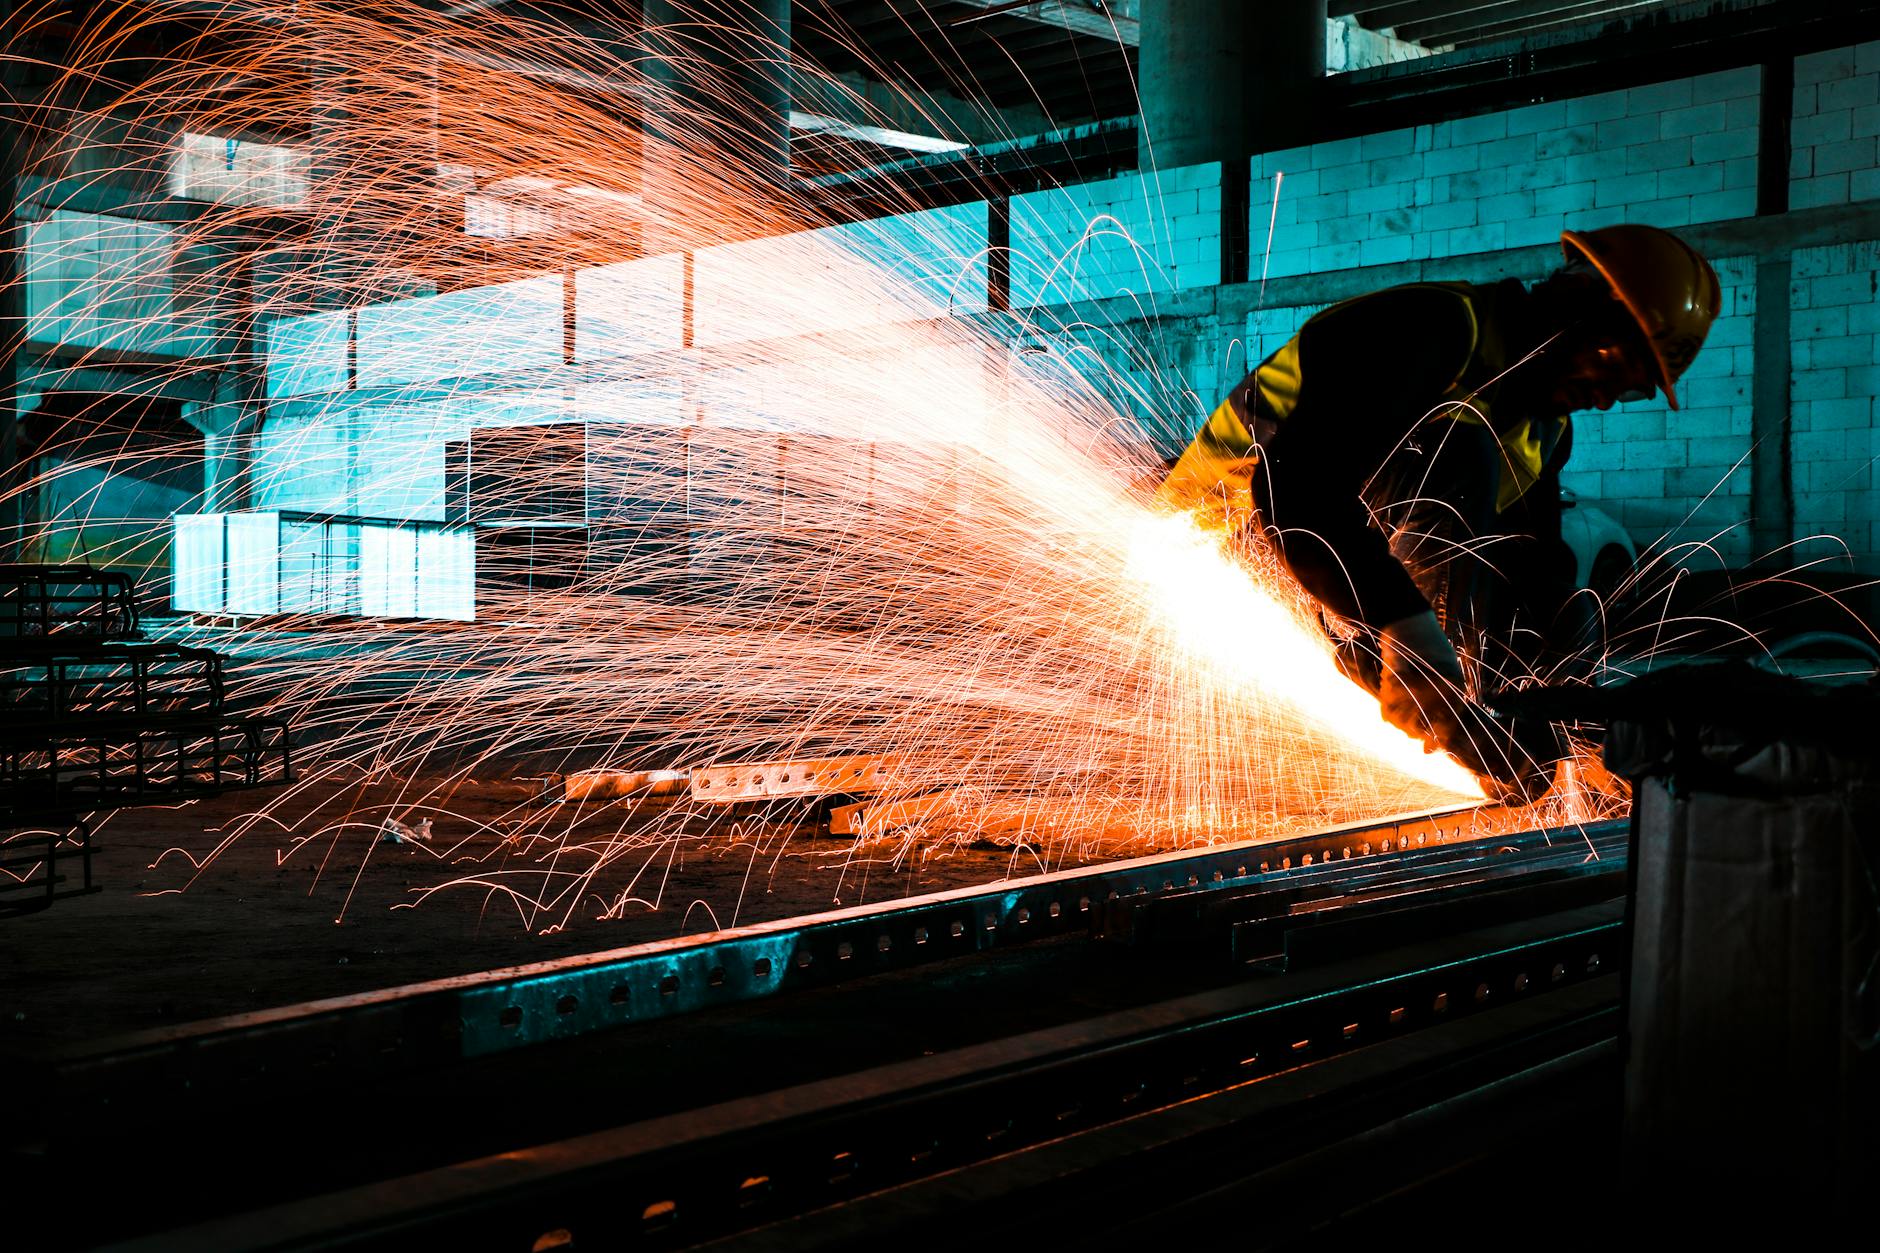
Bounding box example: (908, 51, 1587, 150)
(640, 0, 791, 251)
(1137, 0, 1325, 171)
(2, 6, 29, 561)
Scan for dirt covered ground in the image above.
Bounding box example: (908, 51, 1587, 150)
(0, 771, 1095, 1051)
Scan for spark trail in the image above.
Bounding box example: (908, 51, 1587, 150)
(3, 2, 1520, 926)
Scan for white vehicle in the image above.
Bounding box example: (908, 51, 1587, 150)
(1559, 488, 1637, 601)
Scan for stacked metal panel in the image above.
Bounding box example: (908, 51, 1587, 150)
(0, 565, 292, 914)
(170, 511, 473, 621)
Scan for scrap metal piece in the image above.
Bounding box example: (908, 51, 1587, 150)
(689, 754, 900, 803)
(829, 788, 978, 837)
(554, 769, 689, 803)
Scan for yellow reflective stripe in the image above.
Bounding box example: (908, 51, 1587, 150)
(1489, 418, 1564, 513)
(1157, 397, 1261, 532)
(1253, 336, 1303, 422)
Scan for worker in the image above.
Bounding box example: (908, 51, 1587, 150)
(1160, 224, 1720, 796)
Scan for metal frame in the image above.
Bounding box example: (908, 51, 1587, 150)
(0, 640, 225, 722)
(0, 815, 98, 915)
(56, 807, 1621, 1097)
(0, 563, 140, 641)
(134, 899, 1624, 1251)
(0, 715, 293, 825)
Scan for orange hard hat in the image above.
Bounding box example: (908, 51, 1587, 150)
(1560, 224, 1720, 410)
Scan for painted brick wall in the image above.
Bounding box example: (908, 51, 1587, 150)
(1791, 41, 1880, 209)
(1254, 66, 1760, 278)
(1789, 241, 1880, 569)
(23, 210, 230, 358)
(1227, 262, 1756, 575)
(1562, 255, 1757, 569)
(694, 201, 989, 346)
(1010, 162, 1222, 308)
(354, 274, 564, 389)
(253, 390, 567, 520)
(574, 252, 685, 361)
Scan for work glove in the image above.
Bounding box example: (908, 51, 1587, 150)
(1377, 609, 1469, 751)
(1378, 611, 1564, 802)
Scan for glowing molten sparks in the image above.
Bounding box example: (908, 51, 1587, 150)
(1124, 513, 1484, 797)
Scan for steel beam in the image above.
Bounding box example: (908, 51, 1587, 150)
(49, 805, 1605, 1108)
(128, 902, 1623, 1251)
(949, 0, 1142, 46)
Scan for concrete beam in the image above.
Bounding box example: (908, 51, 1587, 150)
(949, 0, 1141, 46)
(794, 68, 1054, 149)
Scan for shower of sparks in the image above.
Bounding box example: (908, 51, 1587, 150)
(0, 0, 1660, 930)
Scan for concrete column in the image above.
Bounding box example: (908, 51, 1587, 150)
(642, 0, 791, 178)
(308, 50, 441, 307)
(2, 21, 28, 562)
(1137, 0, 1325, 170)
(640, 0, 790, 253)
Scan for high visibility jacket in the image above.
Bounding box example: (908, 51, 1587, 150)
(1157, 279, 1571, 627)
(1160, 280, 1568, 534)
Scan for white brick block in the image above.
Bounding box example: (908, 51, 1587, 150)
(1658, 163, 1724, 197)
(1691, 65, 1761, 104)
(1797, 46, 1856, 87)
(1448, 112, 1507, 145)
(1360, 235, 1413, 266)
(1504, 214, 1566, 248)
(1444, 223, 1505, 254)
(1726, 96, 1761, 131)
(1626, 137, 1692, 174)
(1262, 247, 1312, 279)
(1424, 144, 1482, 176)
(1317, 162, 1370, 193)
(1420, 199, 1478, 230)
(1310, 241, 1361, 270)
(1795, 109, 1853, 147)
(1294, 191, 1350, 221)
(1816, 136, 1878, 175)
(1563, 205, 1627, 231)
(1594, 171, 1658, 206)
(1537, 125, 1599, 160)
(1367, 153, 1424, 183)
(1477, 190, 1534, 223)
(1660, 102, 1727, 140)
(1478, 133, 1538, 167)
(1536, 182, 1597, 215)
(1811, 270, 1877, 304)
(1793, 173, 1853, 209)
(1258, 146, 1314, 176)
(1597, 114, 1659, 149)
(1567, 90, 1629, 125)
(1348, 181, 1411, 214)
(1628, 78, 1694, 114)
(1265, 223, 1319, 253)
(1821, 72, 1880, 113)
(1310, 136, 1364, 167)
(1505, 100, 1570, 136)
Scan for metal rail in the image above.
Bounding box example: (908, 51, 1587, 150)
(55, 806, 1621, 1104)
(127, 899, 1625, 1252)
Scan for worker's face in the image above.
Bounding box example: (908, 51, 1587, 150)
(1547, 317, 1661, 414)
